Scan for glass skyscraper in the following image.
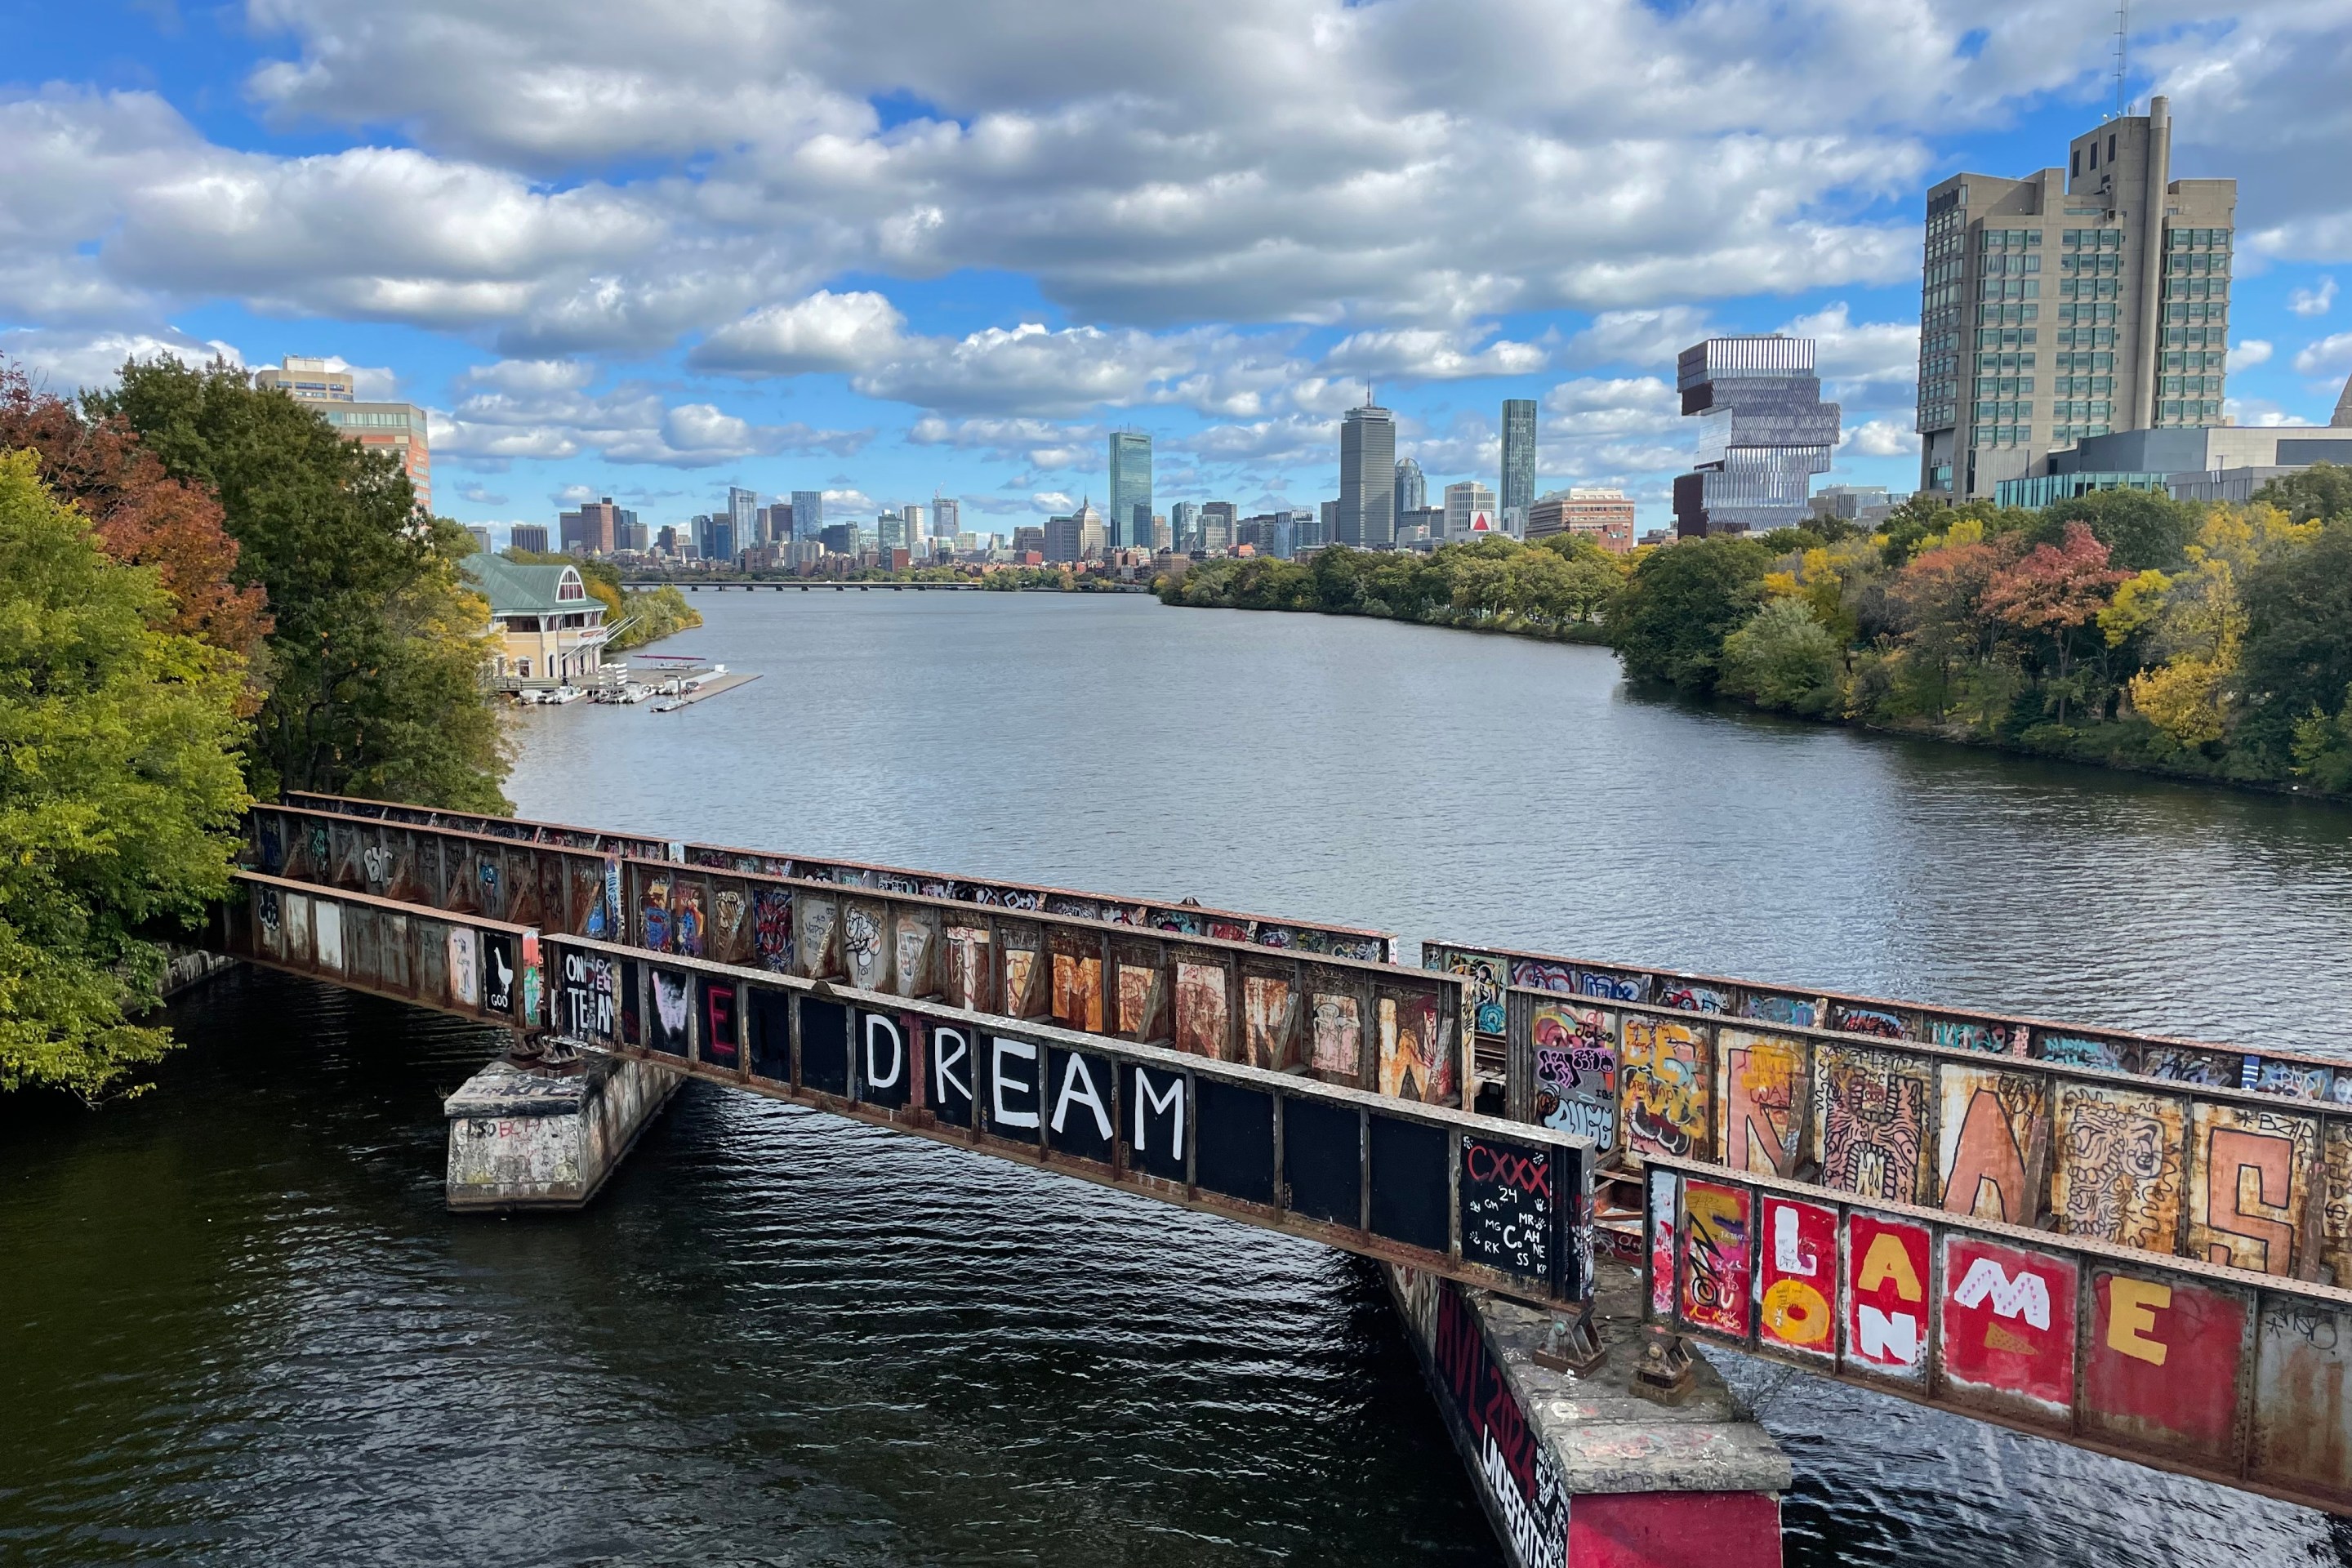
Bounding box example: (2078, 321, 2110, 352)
(728, 485, 760, 546)
(1394, 457, 1425, 518)
(1499, 399, 1536, 534)
(1672, 336, 1840, 538)
(790, 490, 825, 540)
(1108, 431, 1152, 550)
(1339, 403, 1396, 548)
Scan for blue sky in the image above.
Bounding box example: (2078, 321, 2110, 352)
(3, 0, 2348, 541)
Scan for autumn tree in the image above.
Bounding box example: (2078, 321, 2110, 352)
(1980, 521, 2126, 724)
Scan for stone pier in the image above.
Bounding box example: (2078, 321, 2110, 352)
(1392, 1261, 1790, 1568)
(444, 1054, 684, 1211)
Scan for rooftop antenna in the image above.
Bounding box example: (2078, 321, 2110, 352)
(2113, 0, 2128, 118)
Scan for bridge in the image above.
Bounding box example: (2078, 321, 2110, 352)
(198, 794, 2352, 1565)
(620, 579, 986, 591)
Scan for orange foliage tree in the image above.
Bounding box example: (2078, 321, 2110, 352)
(0, 362, 270, 663)
(1980, 521, 2127, 724)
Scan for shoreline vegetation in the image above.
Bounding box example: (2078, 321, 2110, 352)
(1160, 466, 2352, 804)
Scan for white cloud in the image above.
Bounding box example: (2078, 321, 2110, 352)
(1557, 307, 1711, 370)
(2230, 338, 2274, 368)
(431, 372, 875, 470)
(1320, 326, 1548, 382)
(2289, 278, 2337, 317)
(0, 325, 242, 390)
(1841, 419, 1918, 457)
(1780, 302, 1917, 385)
(689, 289, 908, 374)
(2294, 332, 2352, 376)
(821, 487, 876, 514)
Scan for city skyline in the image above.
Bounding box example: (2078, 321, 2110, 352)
(2, 2, 2346, 539)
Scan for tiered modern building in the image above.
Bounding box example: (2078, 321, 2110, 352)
(1673, 336, 1841, 537)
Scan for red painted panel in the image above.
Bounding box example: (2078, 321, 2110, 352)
(1939, 1236, 2078, 1421)
(1678, 1180, 1754, 1338)
(2082, 1268, 2248, 1459)
(1842, 1213, 1931, 1383)
(1568, 1490, 1783, 1568)
(1756, 1197, 1837, 1360)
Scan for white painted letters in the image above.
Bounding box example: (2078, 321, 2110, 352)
(991, 1036, 1040, 1128)
(1134, 1068, 1184, 1152)
(863, 1013, 904, 1092)
(934, 1027, 970, 1102)
(1051, 1053, 1112, 1141)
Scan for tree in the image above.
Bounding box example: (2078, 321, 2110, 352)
(1718, 599, 1842, 715)
(0, 452, 251, 1098)
(2236, 519, 2352, 771)
(1609, 536, 1771, 691)
(2042, 487, 2203, 573)
(88, 358, 510, 811)
(2253, 463, 2352, 527)
(0, 362, 270, 663)
(1980, 522, 2125, 724)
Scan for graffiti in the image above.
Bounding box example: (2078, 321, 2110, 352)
(1831, 1004, 1906, 1040)
(1816, 1047, 1931, 1204)
(752, 889, 793, 973)
(674, 881, 707, 960)
(2188, 1104, 2314, 1275)
(1937, 1068, 2045, 1223)
(650, 969, 691, 1055)
(842, 903, 884, 989)
(2082, 1269, 2248, 1458)
(1051, 950, 1104, 1032)
(1742, 992, 1818, 1029)
(2140, 1045, 2236, 1086)
(1432, 1283, 1568, 1568)
(1380, 993, 1454, 1104)
(448, 927, 476, 1005)
(710, 887, 751, 964)
(1510, 957, 1577, 994)
(891, 911, 937, 999)
(1575, 969, 1647, 1002)
(1311, 993, 1363, 1076)
(1718, 1030, 1802, 1177)
(640, 876, 672, 952)
(1621, 1017, 1707, 1160)
(1531, 1002, 1615, 1151)
(1757, 1196, 1835, 1358)
(1844, 1214, 1931, 1382)
(1117, 963, 1158, 1038)
(2038, 1032, 2126, 1071)
(1174, 961, 1227, 1058)
(1243, 975, 1293, 1071)
(1942, 1237, 2078, 1419)
(2256, 1062, 2333, 1102)
(1657, 983, 1729, 1014)
(256, 886, 283, 957)
(1446, 951, 1508, 1037)
(1679, 1180, 1753, 1337)
(797, 897, 839, 980)
(2051, 1085, 2186, 1252)
(1001, 941, 1038, 1014)
(943, 925, 992, 1012)
(477, 857, 502, 920)
(1459, 1138, 1557, 1281)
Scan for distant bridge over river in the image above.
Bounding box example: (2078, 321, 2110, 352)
(198, 793, 2352, 1559)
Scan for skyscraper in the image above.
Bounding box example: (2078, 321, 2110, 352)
(1339, 402, 1396, 548)
(1673, 336, 1840, 537)
(1915, 95, 2236, 500)
(1199, 501, 1236, 552)
(1169, 501, 1200, 553)
(933, 497, 960, 537)
(559, 497, 624, 555)
(1108, 431, 1153, 551)
(1394, 457, 1426, 518)
(790, 490, 825, 539)
(728, 485, 760, 546)
(1499, 399, 1536, 536)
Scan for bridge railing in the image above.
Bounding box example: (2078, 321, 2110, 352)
(245, 802, 1481, 1114)
(280, 791, 1399, 962)
(1641, 1152, 2352, 1516)
(1481, 977, 2352, 1284)
(213, 869, 1597, 1312)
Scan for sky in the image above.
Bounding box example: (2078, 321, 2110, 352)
(2, 0, 2350, 542)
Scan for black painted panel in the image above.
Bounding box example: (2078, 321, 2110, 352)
(1459, 1134, 1555, 1288)
(1123, 1063, 1187, 1182)
(699, 977, 739, 1069)
(618, 958, 641, 1045)
(984, 1034, 1044, 1142)
(1195, 1080, 1275, 1206)
(858, 1010, 914, 1109)
(1368, 1115, 1450, 1254)
(800, 997, 850, 1094)
(1045, 1047, 1116, 1165)
(648, 967, 691, 1058)
(929, 1023, 975, 1128)
(748, 986, 791, 1082)
(1283, 1097, 1361, 1225)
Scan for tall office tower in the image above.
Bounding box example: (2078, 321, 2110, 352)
(878, 511, 907, 550)
(1499, 399, 1537, 535)
(616, 515, 650, 553)
(254, 355, 433, 509)
(1108, 430, 1153, 550)
(1200, 501, 1236, 552)
(791, 490, 825, 539)
(759, 502, 791, 541)
(694, 513, 737, 560)
(1339, 402, 1396, 548)
(1394, 457, 1427, 517)
(510, 523, 550, 553)
(1673, 336, 1840, 537)
(933, 497, 960, 537)
(727, 486, 761, 546)
(1916, 96, 2235, 500)
(1169, 501, 1200, 552)
(1443, 480, 1499, 540)
(559, 497, 623, 555)
(466, 525, 493, 553)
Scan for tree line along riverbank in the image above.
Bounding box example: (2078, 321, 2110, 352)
(1160, 466, 2352, 799)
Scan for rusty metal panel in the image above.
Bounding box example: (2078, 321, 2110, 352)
(2081, 1263, 2252, 1463)
(1241, 968, 1298, 1071)
(2051, 1083, 2189, 1253)
(1936, 1062, 2047, 1225)
(795, 890, 840, 980)
(1621, 1013, 1709, 1162)
(2252, 1294, 2352, 1508)
(1717, 1027, 1804, 1178)
(2187, 1102, 2317, 1275)
(1048, 929, 1104, 1033)
(707, 879, 755, 966)
(942, 920, 994, 1013)
(1814, 1045, 1933, 1205)
(1937, 1232, 2078, 1427)
(889, 904, 941, 1000)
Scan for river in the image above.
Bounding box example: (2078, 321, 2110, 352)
(7, 590, 2352, 1566)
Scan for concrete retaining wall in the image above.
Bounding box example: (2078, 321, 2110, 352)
(445, 1054, 683, 1210)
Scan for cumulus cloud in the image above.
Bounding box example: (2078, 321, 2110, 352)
(431, 370, 874, 470)
(1841, 419, 1918, 457)
(0, 325, 243, 390)
(2230, 338, 2274, 368)
(2289, 278, 2337, 317)
(2294, 332, 2352, 376)
(689, 289, 907, 374)
(1320, 326, 1548, 382)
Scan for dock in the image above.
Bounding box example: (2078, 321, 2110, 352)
(653, 670, 760, 710)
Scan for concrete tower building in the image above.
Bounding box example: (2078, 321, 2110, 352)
(1108, 431, 1153, 551)
(1916, 96, 2237, 501)
(1499, 399, 1537, 535)
(254, 355, 432, 510)
(1339, 402, 1396, 548)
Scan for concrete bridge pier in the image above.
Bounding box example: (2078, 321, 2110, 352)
(1392, 1263, 1789, 1568)
(444, 1053, 684, 1211)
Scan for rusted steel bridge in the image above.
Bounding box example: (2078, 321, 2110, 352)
(208, 795, 2352, 1532)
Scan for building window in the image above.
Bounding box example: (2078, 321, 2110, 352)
(518, 659, 532, 679)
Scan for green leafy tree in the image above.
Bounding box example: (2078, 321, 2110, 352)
(2041, 487, 2203, 573)
(88, 359, 510, 811)
(0, 452, 251, 1098)
(2253, 463, 2352, 526)
(2236, 519, 2352, 772)
(1608, 536, 1771, 690)
(1718, 598, 1842, 715)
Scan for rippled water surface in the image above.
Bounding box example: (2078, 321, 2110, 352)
(11, 590, 2352, 1566)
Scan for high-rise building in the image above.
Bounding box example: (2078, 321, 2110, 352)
(1916, 96, 2236, 500)
(510, 523, 550, 553)
(1152, 515, 1171, 552)
(559, 497, 625, 555)
(1339, 403, 1396, 548)
(1169, 501, 1200, 553)
(933, 497, 960, 537)
(254, 355, 433, 509)
(616, 515, 650, 553)
(759, 502, 792, 542)
(465, 525, 492, 553)
(878, 511, 907, 551)
(1673, 336, 1841, 537)
(1394, 457, 1426, 518)
(1499, 399, 1537, 535)
(728, 486, 761, 546)
(1199, 501, 1236, 553)
(1108, 431, 1153, 550)
(1443, 480, 1499, 540)
(790, 491, 825, 539)
(695, 514, 736, 560)
(1044, 501, 1105, 563)
(902, 502, 927, 550)
(1527, 489, 1635, 554)
(1316, 500, 1339, 550)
